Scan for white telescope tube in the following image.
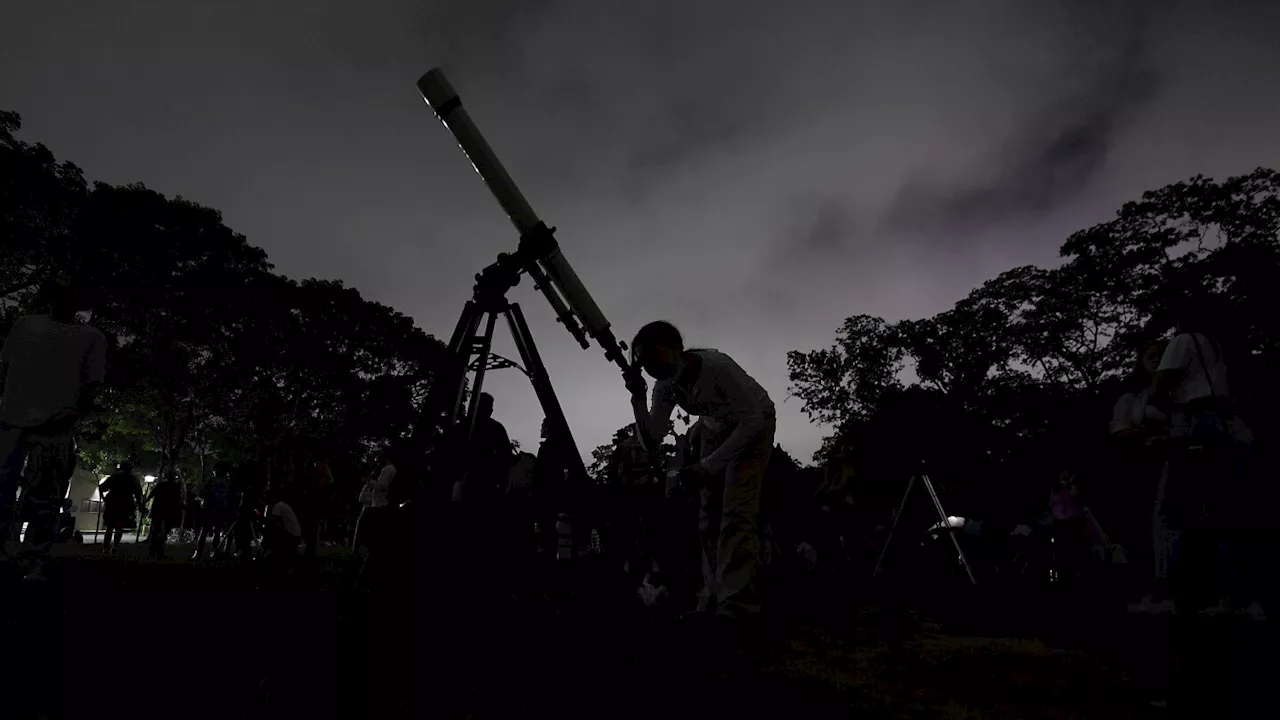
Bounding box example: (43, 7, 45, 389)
(417, 70, 538, 235)
(538, 251, 612, 338)
(417, 68, 615, 342)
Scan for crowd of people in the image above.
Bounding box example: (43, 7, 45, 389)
(0, 273, 403, 575)
(778, 292, 1269, 622)
(92, 458, 315, 565)
(1, 272, 1269, 630)
(559, 299, 1271, 629)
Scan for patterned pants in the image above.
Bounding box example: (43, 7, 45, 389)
(0, 424, 77, 549)
(695, 418, 776, 620)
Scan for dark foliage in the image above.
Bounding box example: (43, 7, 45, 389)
(790, 168, 1280, 515)
(2, 111, 450, 495)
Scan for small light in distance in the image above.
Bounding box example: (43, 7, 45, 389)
(144, 475, 157, 483)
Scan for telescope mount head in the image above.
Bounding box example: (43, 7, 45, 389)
(472, 254, 522, 314)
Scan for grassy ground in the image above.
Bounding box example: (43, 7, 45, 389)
(0, 548, 1271, 719)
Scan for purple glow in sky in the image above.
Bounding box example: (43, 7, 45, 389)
(4, 0, 1279, 463)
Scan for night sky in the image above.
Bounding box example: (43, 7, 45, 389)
(4, 0, 1279, 463)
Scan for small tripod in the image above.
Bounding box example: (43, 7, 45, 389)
(872, 473, 978, 586)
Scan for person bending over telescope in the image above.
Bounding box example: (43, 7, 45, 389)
(627, 321, 775, 626)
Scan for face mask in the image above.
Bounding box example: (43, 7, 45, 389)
(642, 347, 680, 381)
(662, 354, 686, 381)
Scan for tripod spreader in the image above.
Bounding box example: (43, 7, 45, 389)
(411, 288, 591, 506)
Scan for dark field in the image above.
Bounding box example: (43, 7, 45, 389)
(1, 551, 1272, 719)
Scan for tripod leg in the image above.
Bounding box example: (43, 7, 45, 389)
(451, 312, 485, 422)
(461, 312, 500, 437)
(504, 304, 589, 487)
(410, 301, 484, 453)
(920, 474, 977, 586)
(873, 476, 916, 580)
(1083, 506, 1113, 548)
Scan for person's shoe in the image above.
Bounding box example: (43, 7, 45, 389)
(22, 560, 47, 582)
(1128, 594, 1155, 614)
(1200, 599, 1232, 617)
(1131, 593, 1176, 615)
(680, 605, 715, 622)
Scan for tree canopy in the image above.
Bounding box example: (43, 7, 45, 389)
(2, 110, 450, 492)
(789, 168, 1280, 512)
(9, 106, 1277, 523)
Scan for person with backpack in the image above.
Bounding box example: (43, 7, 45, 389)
(1150, 294, 1256, 616)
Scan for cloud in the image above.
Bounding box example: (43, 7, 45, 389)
(792, 197, 857, 256)
(4, 0, 1279, 466)
(881, 10, 1162, 237)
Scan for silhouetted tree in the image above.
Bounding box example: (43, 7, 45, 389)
(790, 167, 1280, 509)
(2, 111, 450, 489)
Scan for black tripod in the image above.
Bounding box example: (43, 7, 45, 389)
(425, 250, 591, 498)
(872, 473, 978, 586)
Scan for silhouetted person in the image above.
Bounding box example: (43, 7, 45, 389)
(293, 460, 332, 560)
(56, 498, 78, 543)
(194, 462, 233, 559)
(531, 417, 574, 552)
(628, 321, 776, 631)
(507, 436, 536, 507)
(1047, 468, 1100, 582)
(147, 473, 183, 558)
(504, 443, 537, 566)
(1109, 340, 1171, 608)
(100, 462, 144, 554)
(226, 467, 263, 562)
(464, 393, 514, 508)
(1150, 296, 1254, 615)
(0, 274, 106, 580)
(263, 485, 302, 570)
(354, 449, 399, 559)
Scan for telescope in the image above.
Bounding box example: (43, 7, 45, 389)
(417, 69, 636, 380)
(411, 68, 645, 505)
